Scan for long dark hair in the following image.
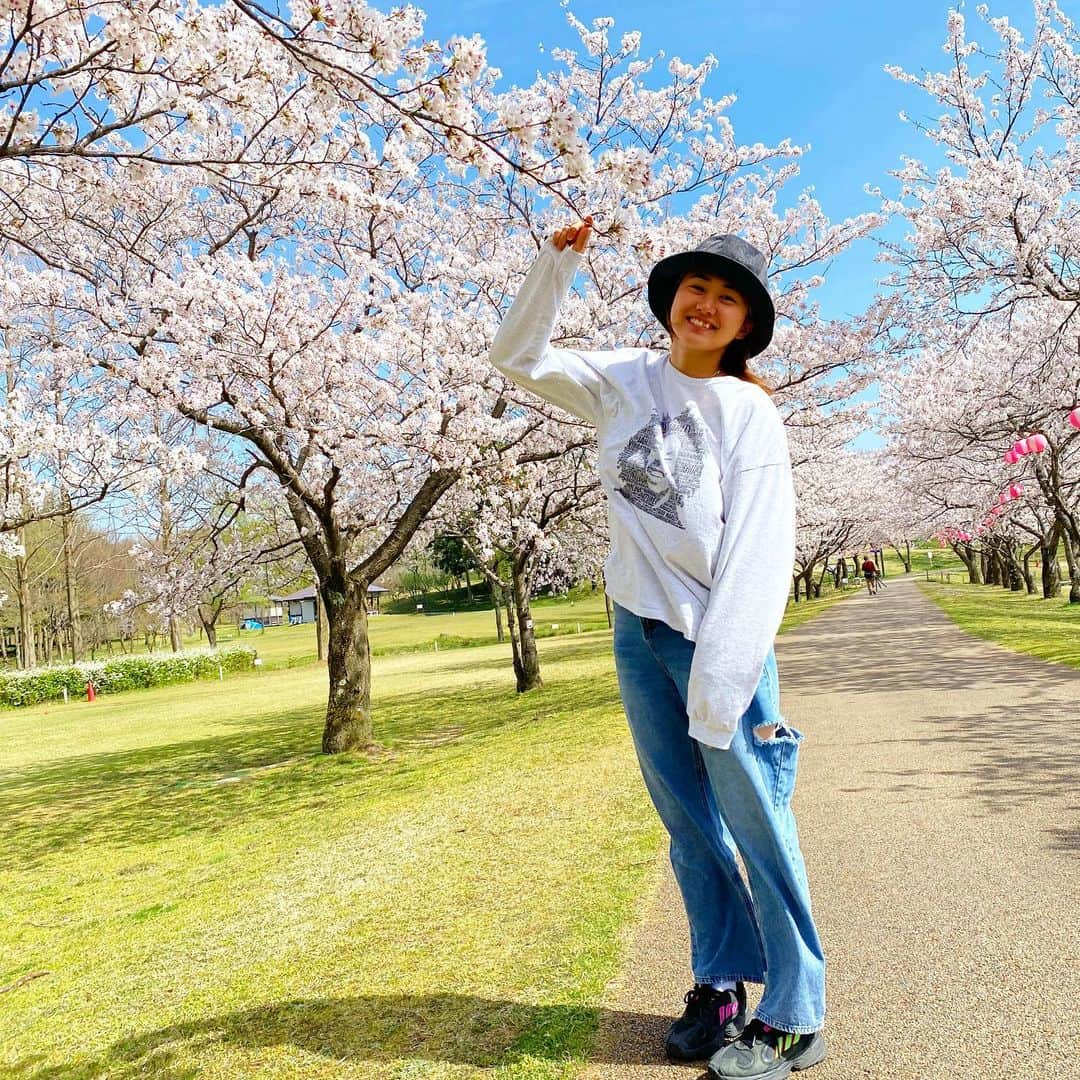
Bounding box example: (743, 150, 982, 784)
(667, 267, 772, 393)
(717, 337, 772, 393)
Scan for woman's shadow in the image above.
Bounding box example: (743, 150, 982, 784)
(7, 993, 677, 1078)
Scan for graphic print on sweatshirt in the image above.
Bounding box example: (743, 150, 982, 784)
(614, 408, 706, 529)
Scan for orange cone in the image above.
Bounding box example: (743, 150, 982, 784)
(86, 680, 96, 702)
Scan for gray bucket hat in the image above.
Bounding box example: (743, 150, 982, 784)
(647, 234, 775, 357)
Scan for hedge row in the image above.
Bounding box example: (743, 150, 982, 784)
(0, 646, 258, 708)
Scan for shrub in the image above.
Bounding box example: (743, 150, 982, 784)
(0, 646, 258, 708)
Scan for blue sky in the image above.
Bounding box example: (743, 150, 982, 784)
(417, 0, 1038, 323)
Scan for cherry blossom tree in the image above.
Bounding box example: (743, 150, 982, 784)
(881, 1, 1080, 322)
(1, 0, 600, 750)
(3, 3, 889, 753)
(789, 439, 881, 600)
(877, 2, 1080, 603)
(0, 0, 591, 539)
(458, 13, 890, 646)
(0, 283, 160, 546)
(443, 443, 606, 691)
(880, 301, 1080, 600)
(128, 484, 304, 648)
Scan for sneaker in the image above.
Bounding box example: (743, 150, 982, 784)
(664, 982, 747, 1061)
(707, 1018, 826, 1079)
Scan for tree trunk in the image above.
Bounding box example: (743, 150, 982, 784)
(61, 511, 82, 662)
(997, 545, 1012, 590)
(157, 473, 183, 652)
(15, 532, 35, 670)
(994, 547, 1006, 588)
(493, 596, 504, 642)
(511, 560, 542, 692)
(1007, 546, 1024, 591)
(198, 606, 219, 648)
(1060, 530, 1080, 604)
(1021, 544, 1038, 595)
(892, 542, 912, 573)
(1033, 456, 1080, 602)
(315, 593, 325, 661)
(601, 574, 613, 628)
(952, 543, 980, 584)
(791, 573, 802, 602)
(502, 584, 524, 686)
(967, 545, 983, 584)
(998, 540, 1022, 592)
(1041, 533, 1061, 599)
(815, 560, 831, 597)
(801, 567, 815, 600)
(321, 576, 374, 753)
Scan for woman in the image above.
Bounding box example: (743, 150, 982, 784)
(489, 218, 826, 1080)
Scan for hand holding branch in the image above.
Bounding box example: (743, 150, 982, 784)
(551, 216, 593, 253)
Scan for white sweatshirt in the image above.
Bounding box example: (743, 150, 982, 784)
(489, 243, 795, 751)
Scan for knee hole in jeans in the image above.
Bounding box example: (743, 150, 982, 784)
(754, 723, 778, 742)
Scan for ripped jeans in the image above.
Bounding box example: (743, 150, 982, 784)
(612, 603, 826, 1034)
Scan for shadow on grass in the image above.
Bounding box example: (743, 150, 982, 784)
(4, 993, 674, 1078)
(0, 636, 622, 869)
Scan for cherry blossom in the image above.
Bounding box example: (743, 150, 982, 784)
(2, 4, 890, 751)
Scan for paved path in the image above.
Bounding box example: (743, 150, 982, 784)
(583, 577, 1080, 1080)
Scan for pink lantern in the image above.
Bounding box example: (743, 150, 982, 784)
(1003, 448, 1018, 465)
(998, 492, 1009, 504)
(1013, 438, 1029, 456)
(1069, 408, 1080, 430)
(1009, 483, 1023, 499)
(1027, 433, 1048, 453)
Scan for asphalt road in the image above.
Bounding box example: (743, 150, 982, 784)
(582, 576, 1080, 1080)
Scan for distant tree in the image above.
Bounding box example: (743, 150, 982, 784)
(429, 535, 482, 599)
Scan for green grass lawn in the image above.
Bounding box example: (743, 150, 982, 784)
(905, 542, 966, 575)
(0, 589, 850, 1079)
(920, 580, 1080, 669)
(201, 591, 614, 672)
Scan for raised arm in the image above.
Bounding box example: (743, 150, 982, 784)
(489, 218, 610, 425)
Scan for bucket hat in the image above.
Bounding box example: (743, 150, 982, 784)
(647, 234, 775, 357)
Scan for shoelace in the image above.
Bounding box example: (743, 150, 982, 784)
(682, 985, 711, 1009)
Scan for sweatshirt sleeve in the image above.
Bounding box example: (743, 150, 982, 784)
(686, 402, 795, 751)
(489, 242, 610, 425)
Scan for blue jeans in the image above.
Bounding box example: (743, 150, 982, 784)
(612, 603, 826, 1033)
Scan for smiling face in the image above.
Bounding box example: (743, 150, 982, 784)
(667, 272, 753, 356)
